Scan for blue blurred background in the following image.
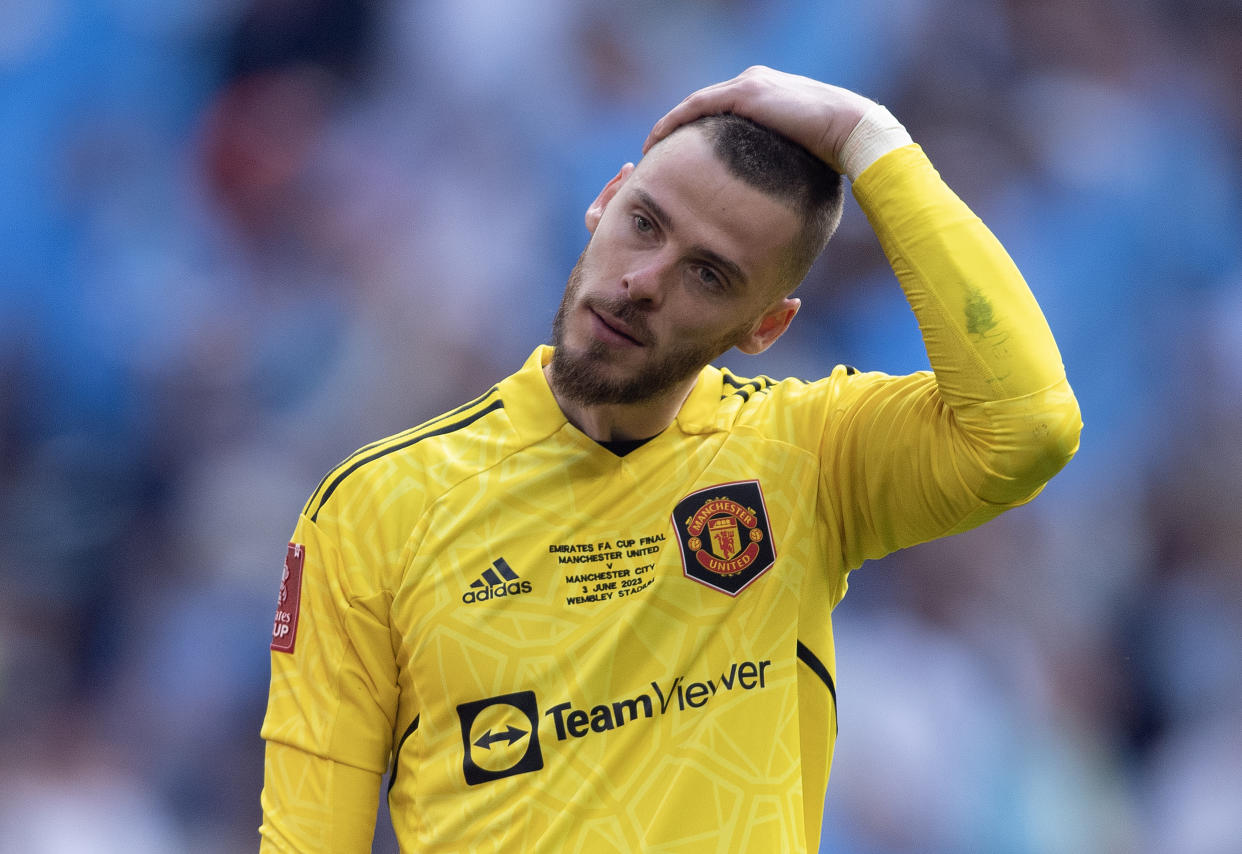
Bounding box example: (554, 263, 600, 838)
(2, 0, 1240, 851)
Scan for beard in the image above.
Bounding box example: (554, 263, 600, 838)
(549, 250, 752, 406)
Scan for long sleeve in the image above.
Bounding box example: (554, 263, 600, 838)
(817, 143, 1081, 570)
(855, 142, 1081, 484)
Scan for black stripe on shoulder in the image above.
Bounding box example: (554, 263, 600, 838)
(388, 714, 420, 793)
(719, 369, 774, 403)
(844, 365, 858, 376)
(309, 398, 505, 522)
(355, 386, 501, 460)
(796, 640, 838, 709)
(303, 387, 500, 516)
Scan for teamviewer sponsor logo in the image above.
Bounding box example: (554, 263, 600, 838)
(455, 659, 773, 785)
(462, 558, 533, 603)
(545, 658, 773, 740)
(457, 691, 543, 785)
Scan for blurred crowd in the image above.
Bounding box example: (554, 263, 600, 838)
(1, 0, 1239, 851)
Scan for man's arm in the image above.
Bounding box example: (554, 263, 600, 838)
(650, 67, 1081, 560)
(260, 514, 398, 851)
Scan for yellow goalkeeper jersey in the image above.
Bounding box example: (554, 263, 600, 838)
(260, 145, 1081, 853)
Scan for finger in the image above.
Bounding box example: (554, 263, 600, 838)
(642, 81, 742, 153)
(644, 91, 721, 151)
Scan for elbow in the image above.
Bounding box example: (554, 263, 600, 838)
(1023, 395, 1082, 487)
(1051, 388, 1083, 465)
(971, 380, 1083, 503)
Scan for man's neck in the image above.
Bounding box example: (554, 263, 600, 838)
(543, 365, 698, 443)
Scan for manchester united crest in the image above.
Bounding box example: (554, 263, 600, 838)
(672, 480, 776, 596)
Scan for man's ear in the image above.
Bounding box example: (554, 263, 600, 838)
(736, 297, 801, 355)
(585, 162, 635, 233)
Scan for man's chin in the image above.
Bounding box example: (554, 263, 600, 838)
(550, 347, 626, 403)
(550, 346, 664, 405)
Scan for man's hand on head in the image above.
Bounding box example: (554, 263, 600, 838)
(643, 66, 875, 174)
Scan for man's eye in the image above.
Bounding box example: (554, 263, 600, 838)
(633, 214, 653, 233)
(695, 266, 723, 290)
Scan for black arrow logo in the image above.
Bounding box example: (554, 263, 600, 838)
(473, 724, 527, 750)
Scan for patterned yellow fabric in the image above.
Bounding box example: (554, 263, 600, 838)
(260, 145, 1080, 853)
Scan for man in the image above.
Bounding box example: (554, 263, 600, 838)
(259, 67, 1081, 852)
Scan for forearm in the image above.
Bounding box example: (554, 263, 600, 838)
(847, 111, 1064, 404)
(846, 113, 1081, 500)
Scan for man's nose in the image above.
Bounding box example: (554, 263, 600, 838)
(622, 256, 672, 306)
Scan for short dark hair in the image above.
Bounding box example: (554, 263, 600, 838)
(686, 113, 844, 294)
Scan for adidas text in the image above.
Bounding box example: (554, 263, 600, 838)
(462, 580, 533, 604)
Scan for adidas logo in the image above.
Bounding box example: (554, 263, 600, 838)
(462, 558, 533, 604)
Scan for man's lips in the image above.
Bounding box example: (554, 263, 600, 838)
(588, 306, 646, 346)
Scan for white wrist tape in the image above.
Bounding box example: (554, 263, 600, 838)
(838, 102, 912, 181)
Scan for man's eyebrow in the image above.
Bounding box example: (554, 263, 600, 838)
(633, 188, 675, 234)
(632, 188, 749, 286)
(695, 246, 748, 287)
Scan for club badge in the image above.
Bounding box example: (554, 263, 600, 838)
(672, 480, 776, 596)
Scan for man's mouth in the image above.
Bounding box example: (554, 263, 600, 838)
(589, 306, 646, 347)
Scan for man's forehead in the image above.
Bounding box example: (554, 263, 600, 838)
(626, 127, 745, 215)
(633, 123, 714, 174)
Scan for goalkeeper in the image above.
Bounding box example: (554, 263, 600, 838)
(259, 66, 1081, 852)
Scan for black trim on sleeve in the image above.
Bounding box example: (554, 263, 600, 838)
(796, 640, 837, 708)
(388, 714, 420, 793)
(310, 399, 505, 521)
